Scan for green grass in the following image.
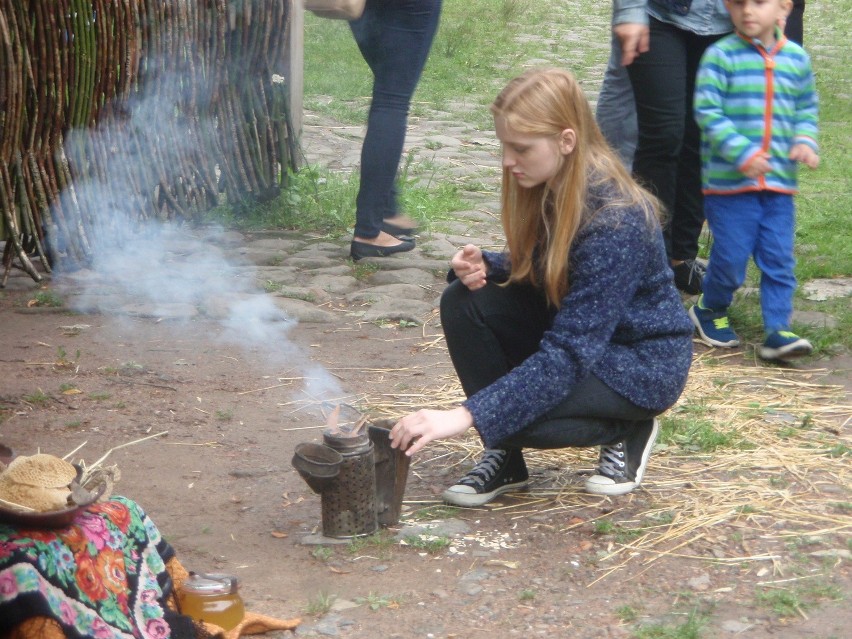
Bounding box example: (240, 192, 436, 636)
(659, 408, 753, 453)
(23, 389, 50, 405)
(633, 609, 707, 639)
(30, 290, 63, 307)
(347, 531, 397, 557)
(755, 581, 843, 618)
(402, 534, 452, 554)
(261, 0, 616, 237)
(518, 588, 536, 601)
(355, 592, 401, 611)
(303, 0, 610, 127)
(304, 591, 336, 616)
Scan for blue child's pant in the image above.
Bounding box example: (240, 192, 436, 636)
(703, 192, 797, 333)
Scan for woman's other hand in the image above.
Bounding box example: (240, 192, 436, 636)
(450, 244, 488, 290)
(389, 407, 474, 456)
(614, 23, 649, 66)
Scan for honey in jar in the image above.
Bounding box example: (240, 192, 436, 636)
(178, 572, 245, 631)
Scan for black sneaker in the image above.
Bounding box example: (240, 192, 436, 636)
(672, 259, 706, 295)
(442, 449, 529, 507)
(585, 419, 659, 496)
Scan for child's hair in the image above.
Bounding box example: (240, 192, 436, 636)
(490, 68, 660, 307)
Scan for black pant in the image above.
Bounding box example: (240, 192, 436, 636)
(440, 279, 658, 450)
(785, 1, 805, 45)
(627, 18, 725, 261)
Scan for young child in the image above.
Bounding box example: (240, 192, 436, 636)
(690, 0, 819, 361)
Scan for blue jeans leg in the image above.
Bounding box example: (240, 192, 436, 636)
(703, 193, 797, 332)
(596, 34, 637, 170)
(703, 194, 761, 311)
(754, 193, 796, 332)
(350, 0, 442, 239)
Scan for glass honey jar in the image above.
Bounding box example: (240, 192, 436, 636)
(178, 572, 245, 631)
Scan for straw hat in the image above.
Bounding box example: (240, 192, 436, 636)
(0, 454, 77, 512)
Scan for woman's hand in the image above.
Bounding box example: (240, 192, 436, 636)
(389, 406, 474, 456)
(450, 244, 488, 291)
(614, 23, 649, 66)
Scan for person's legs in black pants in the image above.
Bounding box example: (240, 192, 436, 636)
(671, 28, 721, 262)
(626, 19, 723, 292)
(499, 375, 656, 450)
(785, 0, 805, 44)
(440, 278, 554, 398)
(627, 19, 691, 259)
(440, 280, 661, 503)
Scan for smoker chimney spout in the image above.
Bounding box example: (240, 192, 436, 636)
(291, 443, 343, 494)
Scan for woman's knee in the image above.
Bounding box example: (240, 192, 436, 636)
(439, 279, 471, 330)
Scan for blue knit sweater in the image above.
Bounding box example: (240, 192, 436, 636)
(460, 184, 694, 449)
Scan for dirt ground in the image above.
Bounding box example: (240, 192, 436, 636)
(1, 256, 849, 639)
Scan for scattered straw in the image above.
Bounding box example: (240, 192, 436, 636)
(346, 334, 850, 583)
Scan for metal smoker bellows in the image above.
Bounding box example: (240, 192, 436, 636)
(292, 421, 410, 539)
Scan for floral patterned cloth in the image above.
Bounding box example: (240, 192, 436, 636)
(0, 496, 193, 639)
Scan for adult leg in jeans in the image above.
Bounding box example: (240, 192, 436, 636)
(596, 34, 637, 170)
(626, 19, 719, 263)
(350, 0, 442, 240)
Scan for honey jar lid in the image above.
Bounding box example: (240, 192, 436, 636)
(182, 572, 239, 595)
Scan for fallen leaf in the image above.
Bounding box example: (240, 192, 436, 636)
(270, 531, 288, 538)
(62, 388, 83, 395)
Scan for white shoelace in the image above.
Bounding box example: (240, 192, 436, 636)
(597, 442, 626, 479)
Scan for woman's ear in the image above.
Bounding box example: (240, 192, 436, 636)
(559, 128, 577, 155)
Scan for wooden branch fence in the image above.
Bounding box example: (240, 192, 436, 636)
(0, 0, 299, 285)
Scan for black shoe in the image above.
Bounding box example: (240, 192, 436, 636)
(350, 238, 415, 261)
(442, 448, 529, 507)
(381, 218, 419, 238)
(585, 419, 659, 496)
(672, 259, 706, 295)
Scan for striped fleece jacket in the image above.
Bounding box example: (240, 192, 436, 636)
(694, 29, 819, 194)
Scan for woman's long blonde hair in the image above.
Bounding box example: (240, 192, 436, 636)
(491, 68, 661, 307)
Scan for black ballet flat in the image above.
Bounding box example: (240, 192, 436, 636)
(350, 238, 415, 261)
(381, 219, 420, 238)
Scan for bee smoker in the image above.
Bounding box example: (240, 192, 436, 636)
(292, 422, 410, 538)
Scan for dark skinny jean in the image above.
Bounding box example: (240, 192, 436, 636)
(440, 279, 658, 450)
(626, 18, 725, 261)
(349, 0, 442, 239)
